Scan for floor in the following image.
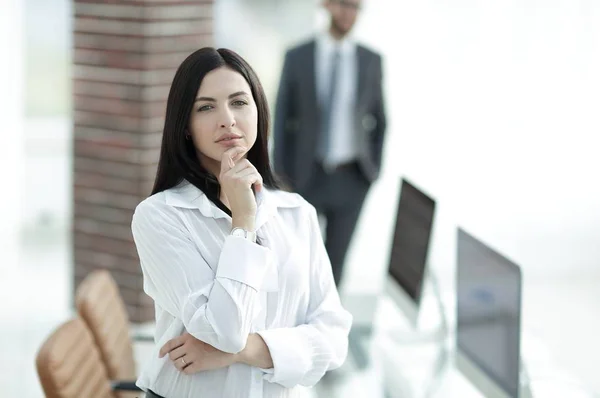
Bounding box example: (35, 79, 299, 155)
(2, 118, 599, 397)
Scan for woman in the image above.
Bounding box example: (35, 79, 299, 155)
(131, 47, 353, 398)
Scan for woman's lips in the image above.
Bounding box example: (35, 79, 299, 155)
(217, 137, 242, 147)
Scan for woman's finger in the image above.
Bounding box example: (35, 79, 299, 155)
(173, 354, 191, 371)
(226, 159, 254, 175)
(241, 174, 263, 191)
(254, 176, 263, 192)
(233, 166, 259, 180)
(239, 161, 262, 191)
(220, 146, 247, 175)
(168, 345, 188, 362)
(234, 168, 263, 192)
(182, 360, 200, 375)
(159, 336, 184, 358)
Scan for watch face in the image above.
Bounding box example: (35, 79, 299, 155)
(231, 228, 245, 238)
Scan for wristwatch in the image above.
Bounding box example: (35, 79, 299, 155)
(230, 227, 257, 243)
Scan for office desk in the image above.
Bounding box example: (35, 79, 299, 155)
(346, 295, 597, 398)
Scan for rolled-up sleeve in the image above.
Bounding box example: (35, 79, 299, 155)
(257, 205, 353, 388)
(131, 200, 274, 354)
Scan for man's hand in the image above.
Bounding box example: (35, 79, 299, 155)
(159, 333, 237, 375)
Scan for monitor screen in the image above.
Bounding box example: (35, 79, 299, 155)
(387, 179, 436, 304)
(457, 228, 522, 398)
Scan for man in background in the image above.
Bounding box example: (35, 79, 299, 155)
(273, 0, 387, 286)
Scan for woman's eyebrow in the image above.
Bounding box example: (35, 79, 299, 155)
(194, 91, 249, 102)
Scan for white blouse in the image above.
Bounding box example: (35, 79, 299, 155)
(131, 180, 353, 398)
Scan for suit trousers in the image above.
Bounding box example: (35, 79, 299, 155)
(302, 161, 371, 286)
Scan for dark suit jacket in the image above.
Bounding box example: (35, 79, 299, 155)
(273, 38, 387, 194)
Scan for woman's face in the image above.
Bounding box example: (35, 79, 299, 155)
(189, 66, 258, 174)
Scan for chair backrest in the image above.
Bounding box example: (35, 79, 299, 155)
(75, 269, 137, 381)
(36, 317, 116, 398)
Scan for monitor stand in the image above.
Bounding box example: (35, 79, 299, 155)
(519, 362, 534, 398)
(346, 272, 451, 371)
(341, 293, 381, 370)
(343, 272, 451, 370)
(384, 273, 454, 396)
(386, 273, 449, 346)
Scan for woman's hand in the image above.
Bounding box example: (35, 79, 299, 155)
(159, 333, 238, 375)
(219, 146, 263, 231)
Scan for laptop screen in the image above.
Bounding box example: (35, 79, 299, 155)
(457, 228, 522, 397)
(388, 179, 436, 304)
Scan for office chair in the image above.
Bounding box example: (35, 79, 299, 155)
(75, 269, 150, 398)
(36, 317, 143, 398)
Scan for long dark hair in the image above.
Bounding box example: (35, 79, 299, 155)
(151, 47, 281, 214)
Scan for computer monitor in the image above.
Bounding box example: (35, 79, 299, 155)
(385, 178, 436, 327)
(456, 228, 531, 398)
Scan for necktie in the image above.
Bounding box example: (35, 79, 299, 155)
(318, 48, 341, 165)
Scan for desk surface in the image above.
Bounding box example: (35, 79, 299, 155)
(356, 295, 597, 398)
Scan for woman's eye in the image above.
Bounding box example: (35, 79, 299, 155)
(232, 100, 247, 106)
(198, 105, 213, 112)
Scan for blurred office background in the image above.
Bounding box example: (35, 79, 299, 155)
(1, 0, 599, 396)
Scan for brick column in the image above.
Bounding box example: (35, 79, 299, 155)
(73, 1, 213, 323)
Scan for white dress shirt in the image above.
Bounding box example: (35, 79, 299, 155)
(131, 180, 353, 398)
(316, 31, 358, 167)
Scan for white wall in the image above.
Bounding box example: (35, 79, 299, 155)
(214, 0, 315, 112)
(344, 0, 600, 294)
(17, 0, 72, 236)
(0, 0, 24, 269)
(215, 0, 599, 292)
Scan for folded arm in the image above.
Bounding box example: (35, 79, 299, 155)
(131, 201, 275, 354)
(254, 206, 353, 388)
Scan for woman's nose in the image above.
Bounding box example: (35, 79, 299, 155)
(219, 107, 236, 128)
